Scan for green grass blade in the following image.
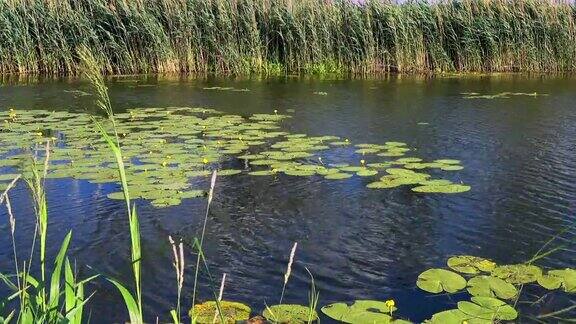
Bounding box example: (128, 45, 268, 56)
(107, 278, 142, 324)
(48, 231, 72, 312)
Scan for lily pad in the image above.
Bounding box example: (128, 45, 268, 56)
(491, 264, 542, 284)
(427, 309, 491, 324)
(325, 173, 353, 180)
(263, 304, 318, 323)
(189, 301, 251, 323)
(416, 269, 466, 293)
(447, 256, 496, 274)
(321, 300, 396, 324)
(457, 296, 517, 321)
(411, 184, 470, 194)
(356, 169, 378, 177)
(467, 276, 518, 299)
(539, 269, 576, 292)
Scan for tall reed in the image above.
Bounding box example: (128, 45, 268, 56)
(1, 0, 575, 75)
(0, 144, 95, 323)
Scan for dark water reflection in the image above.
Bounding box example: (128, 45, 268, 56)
(1, 75, 575, 322)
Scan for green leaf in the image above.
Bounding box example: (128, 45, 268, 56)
(545, 269, 576, 292)
(491, 264, 542, 284)
(537, 274, 563, 290)
(263, 304, 318, 323)
(108, 278, 142, 324)
(467, 276, 518, 299)
(411, 184, 470, 193)
(321, 300, 396, 324)
(49, 231, 73, 311)
(457, 296, 517, 321)
(447, 256, 496, 274)
(189, 301, 251, 323)
(427, 309, 491, 324)
(417, 269, 466, 293)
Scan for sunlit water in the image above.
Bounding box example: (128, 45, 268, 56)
(1, 75, 575, 322)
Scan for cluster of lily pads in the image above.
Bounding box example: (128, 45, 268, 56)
(0, 106, 469, 207)
(186, 255, 575, 323)
(462, 92, 547, 99)
(190, 299, 410, 324)
(417, 255, 576, 323)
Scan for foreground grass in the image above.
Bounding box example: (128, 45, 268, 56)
(1, 0, 575, 75)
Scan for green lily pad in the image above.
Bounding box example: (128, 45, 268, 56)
(263, 304, 318, 323)
(151, 197, 181, 208)
(416, 269, 466, 293)
(189, 301, 251, 323)
(434, 159, 461, 165)
(427, 309, 491, 324)
(217, 169, 242, 176)
(411, 184, 471, 193)
(325, 173, 353, 180)
(539, 269, 576, 292)
(467, 276, 518, 299)
(0, 174, 20, 181)
(447, 256, 496, 274)
(321, 300, 396, 324)
(491, 264, 542, 284)
(283, 170, 316, 176)
(356, 169, 378, 177)
(457, 296, 517, 321)
(249, 170, 275, 176)
(440, 165, 464, 171)
(107, 192, 126, 200)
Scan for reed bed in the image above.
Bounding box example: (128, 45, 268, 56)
(0, 0, 574, 75)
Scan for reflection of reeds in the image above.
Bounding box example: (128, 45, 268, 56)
(2, 0, 576, 75)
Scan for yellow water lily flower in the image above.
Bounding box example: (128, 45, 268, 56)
(161, 161, 168, 167)
(385, 299, 395, 308)
(202, 158, 209, 164)
(360, 159, 365, 165)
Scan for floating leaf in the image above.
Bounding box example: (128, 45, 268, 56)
(491, 264, 542, 284)
(283, 170, 315, 176)
(263, 304, 318, 323)
(416, 269, 466, 293)
(357, 169, 378, 177)
(447, 256, 496, 274)
(190, 301, 251, 323)
(542, 269, 576, 292)
(412, 184, 470, 193)
(537, 274, 563, 290)
(325, 173, 353, 180)
(457, 296, 517, 321)
(217, 169, 242, 176)
(321, 300, 395, 324)
(249, 170, 275, 176)
(107, 192, 126, 200)
(427, 309, 491, 324)
(467, 276, 517, 299)
(440, 165, 464, 171)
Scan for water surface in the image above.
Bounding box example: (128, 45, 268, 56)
(1, 75, 575, 322)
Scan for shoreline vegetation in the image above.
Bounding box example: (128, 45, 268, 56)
(1, 0, 576, 76)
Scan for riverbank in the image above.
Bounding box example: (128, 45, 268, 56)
(1, 0, 575, 75)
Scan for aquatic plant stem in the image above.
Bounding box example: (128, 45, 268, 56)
(191, 170, 217, 319)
